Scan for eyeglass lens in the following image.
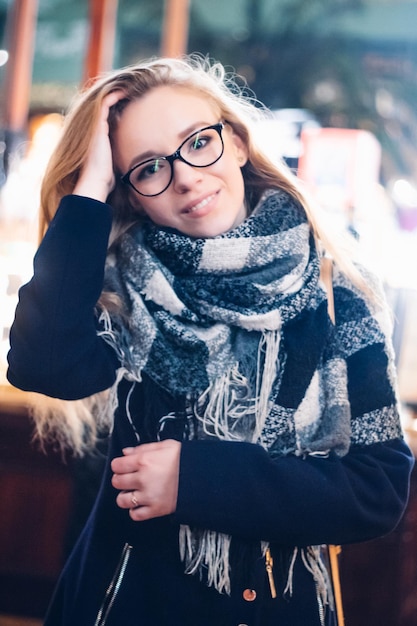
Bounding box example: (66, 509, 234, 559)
(127, 125, 223, 196)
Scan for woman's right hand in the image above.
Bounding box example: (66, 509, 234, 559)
(73, 90, 125, 202)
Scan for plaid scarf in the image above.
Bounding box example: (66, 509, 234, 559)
(102, 188, 320, 398)
(99, 189, 401, 599)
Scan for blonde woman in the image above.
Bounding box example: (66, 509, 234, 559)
(8, 56, 413, 626)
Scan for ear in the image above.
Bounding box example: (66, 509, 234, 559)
(229, 128, 249, 167)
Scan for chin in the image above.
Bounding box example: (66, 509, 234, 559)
(182, 212, 245, 239)
(197, 223, 234, 238)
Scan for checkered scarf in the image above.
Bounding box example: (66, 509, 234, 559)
(99, 188, 400, 599)
(101, 189, 321, 402)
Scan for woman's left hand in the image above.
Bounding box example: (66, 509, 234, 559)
(111, 440, 181, 521)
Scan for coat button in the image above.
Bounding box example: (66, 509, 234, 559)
(242, 588, 257, 602)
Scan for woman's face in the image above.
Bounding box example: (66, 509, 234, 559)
(112, 85, 249, 238)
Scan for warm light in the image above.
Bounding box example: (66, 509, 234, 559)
(0, 50, 9, 67)
(391, 179, 417, 209)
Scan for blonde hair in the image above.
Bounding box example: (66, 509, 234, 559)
(35, 55, 371, 454)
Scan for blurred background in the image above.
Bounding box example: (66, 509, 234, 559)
(0, 1, 417, 625)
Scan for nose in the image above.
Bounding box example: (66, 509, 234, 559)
(172, 158, 203, 193)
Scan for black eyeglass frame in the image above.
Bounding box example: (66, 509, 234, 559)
(120, 122, 225, 197)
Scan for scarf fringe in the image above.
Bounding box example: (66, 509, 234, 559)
(98, 308, 128, 365)
(284, 546, 334, 611)
(180, 524, 333, 609)
(253, 329, 281, 442)
(179, 525, 232, 595)
(195, 329, 281, 443)
(196, 364, 251, 440)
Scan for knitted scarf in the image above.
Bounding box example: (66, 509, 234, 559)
(98, 189, 396, 601)
(101, 189, 322, 399)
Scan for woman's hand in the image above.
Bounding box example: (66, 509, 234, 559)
(111, 440, 181, 522)
(73, 90, 125, 202)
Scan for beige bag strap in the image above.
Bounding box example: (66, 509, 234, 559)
(320, 255, 335, 324)
(320, 255, 345, 626)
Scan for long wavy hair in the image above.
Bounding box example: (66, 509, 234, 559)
(34, 55, 371, 455)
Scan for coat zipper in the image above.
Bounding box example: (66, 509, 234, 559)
(94, 542, 132, 626)
(316, 582, 325, 626)
(265, 547, 277, 599)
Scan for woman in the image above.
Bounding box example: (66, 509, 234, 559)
(7, 56, 413, 626)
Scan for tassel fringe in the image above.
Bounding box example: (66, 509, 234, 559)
(179, 525, 232, 595)
(284, 546, 334, 612)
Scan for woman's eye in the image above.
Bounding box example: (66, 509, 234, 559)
(134, 159, 164, 181)
(190, 134, 209, 151)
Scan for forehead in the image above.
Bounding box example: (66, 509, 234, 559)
(121, 86, 219, 133)
(113, 85, 221, 168)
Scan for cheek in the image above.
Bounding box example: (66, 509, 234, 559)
(228, 159, 246, 195)
(129, 192, 145, 213)
(121, 187, 146, 216)
(137, 197, 168, 225)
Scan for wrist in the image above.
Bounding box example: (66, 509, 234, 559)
(74, 173, 113, 203)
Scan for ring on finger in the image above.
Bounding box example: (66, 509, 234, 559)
(131, 491, 139, 508)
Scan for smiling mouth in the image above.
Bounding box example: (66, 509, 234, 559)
(184, 192, 218, 214)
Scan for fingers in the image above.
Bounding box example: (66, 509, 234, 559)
(111, 440, 181, 521)
(100, 89, 126, 122)
(111, 453, 140, 477)
(105, 89, 126, 107)
(111, 440, 179, 474)
(116, 489, 146, 511)
(115, 486, 171, 522)
(117, 488, 174, 522)
(116, 489, 153, 522)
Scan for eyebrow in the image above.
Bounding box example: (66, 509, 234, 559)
(126, 121, 216, 170)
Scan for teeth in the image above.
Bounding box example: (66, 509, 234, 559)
(189, 194, 215, 213)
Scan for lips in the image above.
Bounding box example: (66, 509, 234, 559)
(183, 192, 218, 214)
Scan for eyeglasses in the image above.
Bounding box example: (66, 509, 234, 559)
(120, 122, 225, 197)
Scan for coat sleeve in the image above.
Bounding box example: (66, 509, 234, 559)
(7, 195, 119, 400)
(174, 437, 413, 547)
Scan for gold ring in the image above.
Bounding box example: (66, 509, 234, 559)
(131, 492, 139, 507)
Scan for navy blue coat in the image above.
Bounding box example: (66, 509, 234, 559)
(7, 196, 413, 626)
